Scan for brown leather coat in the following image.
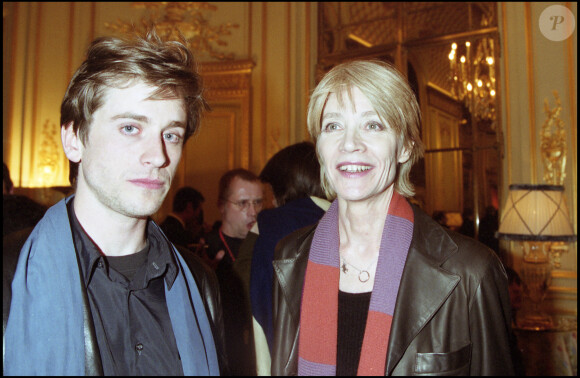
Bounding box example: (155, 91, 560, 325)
(271, 204, 516, 375)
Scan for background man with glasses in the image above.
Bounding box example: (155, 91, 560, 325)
(204, 168, 263, 375)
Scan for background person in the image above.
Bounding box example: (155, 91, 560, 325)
(205, 168, 264, 375)
(3, 162, 48, 237)
(244, 141, 330, 375)
(160, 186, 207, 250)
(270, 60, 516, 376)
(4, 30, 221, 375)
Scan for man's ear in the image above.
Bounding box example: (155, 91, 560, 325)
(61, 122, 83, 163)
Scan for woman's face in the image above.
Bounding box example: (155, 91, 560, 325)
(317, 86, 410, 202)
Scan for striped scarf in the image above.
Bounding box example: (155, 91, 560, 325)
(298, 192, 414, 376)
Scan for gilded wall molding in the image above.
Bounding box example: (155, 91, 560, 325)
(200, 59, 254, 99)
(104, 2, 239, 61)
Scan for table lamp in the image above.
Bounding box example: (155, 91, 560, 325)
(496, 184, 576, 330)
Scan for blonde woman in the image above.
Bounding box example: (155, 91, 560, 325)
(271, 60, 516, 376)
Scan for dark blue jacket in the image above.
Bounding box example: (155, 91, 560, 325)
(250, 197, 327, 351)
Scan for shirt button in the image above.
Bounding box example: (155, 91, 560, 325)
(135, 343, 144, 355)
(97, 261, 104, 269)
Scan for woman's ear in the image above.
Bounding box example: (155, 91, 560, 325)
(61, 122, 83, 163)
(398, 141, 413, 164)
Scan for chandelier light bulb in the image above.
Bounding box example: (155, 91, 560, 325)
(467, 83, 473, 91)
(460, 56, 466, 63)
(487, 56, 494, 65)
(452, 42, 457, 50)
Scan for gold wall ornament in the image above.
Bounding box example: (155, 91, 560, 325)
(105, 2, 239, 60)
(540, 91, 567, 186)
(37, 119, 61, 187)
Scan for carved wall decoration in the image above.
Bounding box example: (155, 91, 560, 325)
(540, 91, 567, 186)
(105, 2, 239, 60)
(36, 119, 61, 187)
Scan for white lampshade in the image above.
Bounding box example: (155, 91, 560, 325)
(496, 184, 576, 242)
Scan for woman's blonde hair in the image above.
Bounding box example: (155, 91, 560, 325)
(307, 59, 424, 199)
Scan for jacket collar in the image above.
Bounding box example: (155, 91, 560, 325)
(385, 205, 460, 375)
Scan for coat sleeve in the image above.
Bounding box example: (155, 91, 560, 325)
(468, 253, 517, 375)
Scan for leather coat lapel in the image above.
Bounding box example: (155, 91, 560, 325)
(385, 206, 460, 375)
(272, 229, 312, 326)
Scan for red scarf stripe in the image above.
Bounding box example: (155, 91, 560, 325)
(357, 312, 392, 376)
(299, 262, 338, 364)
(390, 191, 414, 222)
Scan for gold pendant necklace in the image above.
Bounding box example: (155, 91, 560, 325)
(340, 256, 377, 283)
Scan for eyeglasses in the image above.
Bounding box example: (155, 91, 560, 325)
(226, 199, 263, 212)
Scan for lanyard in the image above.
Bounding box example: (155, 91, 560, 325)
(218, 227, 235, 262)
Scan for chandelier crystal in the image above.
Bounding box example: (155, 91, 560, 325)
(448, 37, 497, 128)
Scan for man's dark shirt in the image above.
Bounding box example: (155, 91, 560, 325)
(67, 200, 184, 376)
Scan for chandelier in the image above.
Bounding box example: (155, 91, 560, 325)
(448, 36, 497, 128)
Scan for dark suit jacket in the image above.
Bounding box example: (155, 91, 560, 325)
(159, 214, 195, 249)
(271, 203, 517, 375)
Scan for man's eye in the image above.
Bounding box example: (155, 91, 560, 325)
(122, 125, 139, 134)
(164, 133, 183, 144)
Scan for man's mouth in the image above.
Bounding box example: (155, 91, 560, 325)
(129, 179, 165, 189)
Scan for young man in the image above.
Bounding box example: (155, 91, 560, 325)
(204, 168, 263, 375)
(4, 31, 221, 375)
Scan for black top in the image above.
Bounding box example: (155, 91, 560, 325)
(67, 200, 184, 376)
(337, 290, 372, 376)
(205, 228, 243, 273)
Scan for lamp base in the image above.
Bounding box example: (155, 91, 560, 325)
(516, 313, 554, 331)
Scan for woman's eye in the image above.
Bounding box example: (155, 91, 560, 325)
(323, 123, 340, 132)
(367, 122, 383, 131)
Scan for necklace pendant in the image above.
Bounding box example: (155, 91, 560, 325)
(358, 270, 370, 283)
(341, 262, 348, 273)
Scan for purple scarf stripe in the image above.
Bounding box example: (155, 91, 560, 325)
(309, 201, 340, 267)
(370, 215, 414, 315)
(298, 357, 337, 376)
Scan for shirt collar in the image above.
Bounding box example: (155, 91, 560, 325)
(67, 199, 178, 289)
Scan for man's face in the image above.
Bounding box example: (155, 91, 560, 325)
(70, 80, 186, 220)
(220, 177, 263, 238)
